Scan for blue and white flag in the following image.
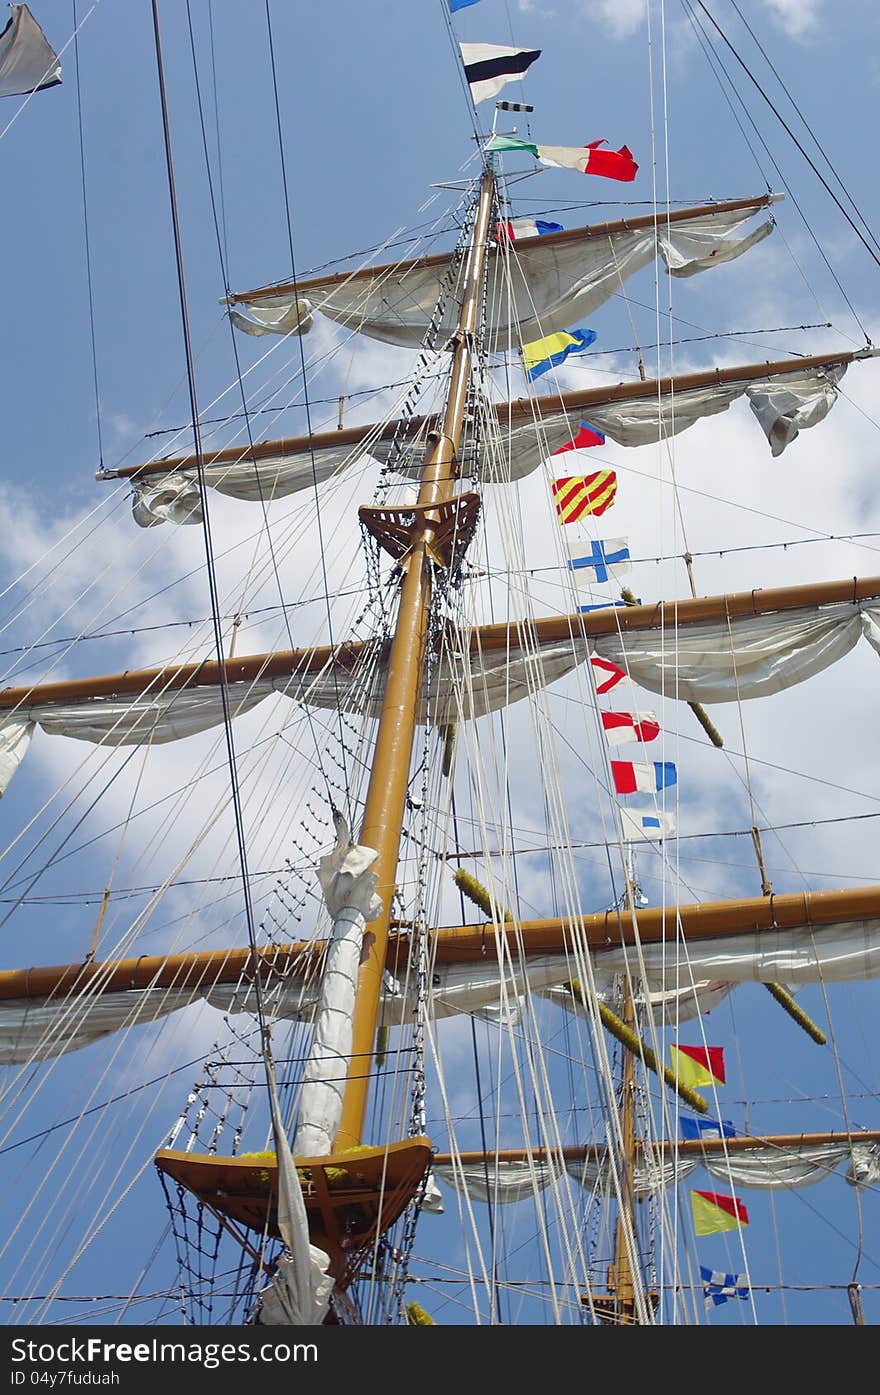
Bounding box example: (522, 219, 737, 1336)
(612, 760, 677, 795)
(619, 808, 676, 842)
(681, 1117, 737, 1142)
(568, 538, 631, 584)
(700, 1266, 750, 1308)
(450, 0, 481, 11)
(578, 598, 641, 613)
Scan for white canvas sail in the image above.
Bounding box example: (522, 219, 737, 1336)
(227, 199, 779, 348)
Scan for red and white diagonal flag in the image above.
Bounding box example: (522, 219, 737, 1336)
(601, 711, 660, 746)
(590, 655, 631, 695)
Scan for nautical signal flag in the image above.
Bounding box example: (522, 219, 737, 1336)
(590, 655, 630, 695)
(552, 420, 606, 455)
(460, 43, 541, 104)
(539, 140, 639, 181)
(496, 217, 563, 241)
(522, 328, 597, 381)
(670, 1045, 726, 1088)
(0, 5, 62, 98)
(691, 1190, 749, 1237)
(701, 1266, 750, 1307)
(611, 760, 676, 794)
(552, 471, 617, 523)
(568, 538, 631, 584)
(681, 1116, 737, 1142)
(486, 134, 638, 182)
(601, 711, 660, 746)
(580, 598, 641, 613)
(619, 808, 676, 841)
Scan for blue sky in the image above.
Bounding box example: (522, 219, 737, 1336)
(1, 0, 880, 1328)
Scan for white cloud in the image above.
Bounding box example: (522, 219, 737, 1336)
(760, 0, 823, 37)
(582, 0, 646, 39)
(581, 0, 823, 42)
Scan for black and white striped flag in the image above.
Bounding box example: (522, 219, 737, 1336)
(459, 43, 540, 105)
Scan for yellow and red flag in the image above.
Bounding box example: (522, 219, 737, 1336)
(669, 1044, 725, 1088)
(691, 1190, 749, 1237)
(552, 470, 617, 523)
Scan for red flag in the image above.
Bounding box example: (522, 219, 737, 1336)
(585, 140, 638, 182)
(552, 421, 606, 455)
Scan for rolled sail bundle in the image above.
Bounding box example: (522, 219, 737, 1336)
(590, 596, 880, 703)
(4, 576, 880, 794)
(432, 1136, 880, 1204)
(0, 631, 589, 794)
(495, 357, 857, 463)
(6, 885, 880, 1062)
(107, 349, 874, 527)
(226, 196, 781, 349)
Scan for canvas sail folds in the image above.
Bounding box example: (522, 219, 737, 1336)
(0, 634, 588, 794)
(121, 352, 856, 527)
(592, 599, 880, 703)
(434, 1139, 880, 1205)
(129, 439, 363, 527)
(0, 4, 60, 97)
(292, 813, 382, 1158)
(499, 364, 848, 465)
(5, 904, 880, 1064)
(4, 587, 880, 794)
(227, 199, 778, 348)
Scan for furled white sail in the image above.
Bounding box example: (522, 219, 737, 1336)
(0, 637, 587, 793)
(4, 592, 880, 793)
(539, 978, 735, 1024)
(3, 915, 877, 1064)
(0, 4, 60, 98)
(256, 1070, 333, 1326)
(435, 1140, 879, 1205)
(594, 601, 880, 703)
(293, 813, 382, 1158)
(120, 352, 857, 527)
(500, 366, 847, 464)
(131, 445, 357, 527)
(0, 681, 276, 795)
(229, 201, 777, 348)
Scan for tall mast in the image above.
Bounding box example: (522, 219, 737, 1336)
(334, 165, 497, 1149)
(606, 981, 641, 1324)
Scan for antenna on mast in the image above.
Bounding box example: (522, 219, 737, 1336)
(492, 98, 534, 137)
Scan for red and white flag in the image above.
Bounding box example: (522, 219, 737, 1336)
(601, 711, 660, 746)
(590, 655, 630, 695)
(538, 139, 638, 182)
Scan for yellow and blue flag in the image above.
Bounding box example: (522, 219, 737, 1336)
(521, 328, 596, 381)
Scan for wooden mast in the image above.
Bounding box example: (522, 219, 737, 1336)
(333, 165, 497, 1150)
(602, 982, 642, 1324)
